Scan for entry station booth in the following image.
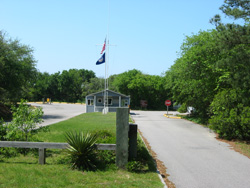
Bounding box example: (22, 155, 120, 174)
(86, 89, 130, 113)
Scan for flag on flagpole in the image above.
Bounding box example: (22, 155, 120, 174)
(100, 38, 106, 54)
(96, 53, 105, 65)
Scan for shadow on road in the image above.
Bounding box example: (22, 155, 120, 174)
(42, 115, 64, 120)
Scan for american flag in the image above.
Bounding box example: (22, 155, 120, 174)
(100, 38, 106, 54)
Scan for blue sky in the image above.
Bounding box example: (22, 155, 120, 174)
(0, 0, 229, 77)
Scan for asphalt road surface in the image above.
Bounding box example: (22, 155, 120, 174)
(131, 110, 250, 188)
(29, 103, 86, 127)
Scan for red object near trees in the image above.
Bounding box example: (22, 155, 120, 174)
(165, 100, 171, 106)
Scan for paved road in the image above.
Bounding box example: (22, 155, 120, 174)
(29, 103, 86, 127)
(131, 110, 250, 188)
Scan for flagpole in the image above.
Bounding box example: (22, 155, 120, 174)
(104, 55, 106, 113)
(100, 0, 110, 114)
(105, 0, 110, 114)
(107, 0, 110, 90)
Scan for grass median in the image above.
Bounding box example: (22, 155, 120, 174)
(0, 112, 164, 188)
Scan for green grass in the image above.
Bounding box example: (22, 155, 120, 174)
(0, 162, 161, 188)
(0, 112, 164, 188)
(235, 142, 250, 158)
(36, 112, 116, 143)
(178, 114, 208, 125)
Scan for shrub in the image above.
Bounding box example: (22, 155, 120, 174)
(178, 103, 187, 113)
(65, 131, 98, 171)
(126, 161, 144, 172)
(6, 99, 43, 141)
(209, 89, 250, 140)
(126, 138, 156, 172)
(95, 150, 116, 170)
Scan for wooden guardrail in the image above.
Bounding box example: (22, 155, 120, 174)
(0, 141, 116, 165)
(1, 108, 138, 167)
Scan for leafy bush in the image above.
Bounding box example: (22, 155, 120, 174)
(65, 131, 98, 171)
(126, 161, 144, 172)
(95, 150, 116, 170)
(0, 103, 45, 156)
(127, 138, 156, 172)
(0, 119, 18, 159)
(178, 103, 187, 113)
(209, 89, 250, 140)
(6, 99, 43, 141)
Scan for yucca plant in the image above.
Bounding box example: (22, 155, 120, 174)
(65, 131, 98, 171)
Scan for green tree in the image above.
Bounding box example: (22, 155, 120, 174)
(58, 69, 96, 102)
(82, 77, 105, 97)
(107, 74, 119, 91)
(220, 0, 250, 22)
(30, 69, 96, 102)
(30, 72, 51, 101)
(112, 69, 142, 108)
(209, 89, 250, 140)
(166, 0, 250, 139)
(165, 30, 221, 119)
(0, 31, 37, 102)
(113, 69, 168, 109)
(6, 99, 43, 141)
(47, 72, 61, 101)
(208, 0, 250, 140)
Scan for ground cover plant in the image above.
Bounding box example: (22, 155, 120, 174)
(0, 112, 164, 188)
(65, 131, 98, 171)
(7, 99, 43, 141)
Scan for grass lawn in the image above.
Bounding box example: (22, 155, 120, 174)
(0, 162, 162, 188)
(235, 142, 250, 158)
(36, 112, 117, 143)
(0, 112, 164, 188)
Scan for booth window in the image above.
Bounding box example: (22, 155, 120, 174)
(124, 99, 128, 106)
(108, 98, 112, 105)
(122, 99, 128, 107)
(105, 98, 113, 105)
(98, 98, 102, 103)
(88, 99, 94, 106)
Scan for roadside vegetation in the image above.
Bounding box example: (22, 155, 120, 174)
(0, 112, 163, 188)
(166, 0, 250, 141)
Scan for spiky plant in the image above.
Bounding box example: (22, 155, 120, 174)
(65, 131, 98, 171)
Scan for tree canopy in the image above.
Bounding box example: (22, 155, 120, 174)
(31, 69, 96, 103)
(112, 69, 169, 110)
(0, 31, 37, 103)
(165, 0, 250, 139)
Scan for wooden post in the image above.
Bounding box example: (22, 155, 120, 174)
(129, 123, 137, 160)
(116, 108, 129, 168)
(39, 148, 46, 165)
